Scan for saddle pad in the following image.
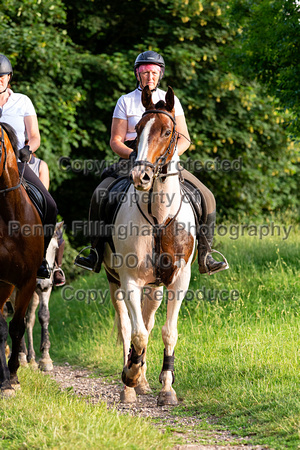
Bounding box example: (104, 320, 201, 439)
(103, 177, 132, 226)
(180, 179, 202, 232)
(21, 179, 47, 224)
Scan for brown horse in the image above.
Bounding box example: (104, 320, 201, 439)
(0, 123, 43, 397)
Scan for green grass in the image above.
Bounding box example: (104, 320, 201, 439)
(3, 224, 300, 449)
(0, 368, 177, 449)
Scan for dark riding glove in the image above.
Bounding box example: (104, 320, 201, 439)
(129, 150, 137, 161)
(18, 145, 32, 163)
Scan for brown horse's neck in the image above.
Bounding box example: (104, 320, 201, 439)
(0, 136, 23, 218)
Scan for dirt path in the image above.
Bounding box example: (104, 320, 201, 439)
(46, 363, 267, 450)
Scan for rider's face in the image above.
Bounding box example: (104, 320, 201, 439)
(0, 74, 10, 92)
(139, 69, 160, 90)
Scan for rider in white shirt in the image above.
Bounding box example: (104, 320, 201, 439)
(76, 51, 228, 276)
(0, 54, 57, 279)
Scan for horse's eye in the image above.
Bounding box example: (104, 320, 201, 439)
(165, 130, 172, 137)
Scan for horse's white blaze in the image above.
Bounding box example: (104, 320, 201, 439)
(137, 117, 155, 161)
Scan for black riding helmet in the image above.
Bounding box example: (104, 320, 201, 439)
(134, 51, 165, 90)
(0, 54, 13, 77)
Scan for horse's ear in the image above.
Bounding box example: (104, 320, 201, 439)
(165, 86, 175, 112)
(142, 86, 155, 110)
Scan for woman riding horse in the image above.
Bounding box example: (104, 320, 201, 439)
(76, 51, 228, 275)
(0, 54, 57, 278)
(0, 122, 44, 396)
(104, 86, 198, 405)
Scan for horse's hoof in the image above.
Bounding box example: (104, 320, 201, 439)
(28, 359, 39, 370)
(122, 367, 141, 388)
(120, 386, 137, 403)
(157, 390, 178, 406)
(10, 376, 21, 391)
(18, 352, 28, 367)
(9, 373, 20, 389)
(1, 387, 16, 398)
(134, 382, 152, 395)
(38, 359, 53, 372)
(1, 380, 16, 398)
(10, 381, 21, 391)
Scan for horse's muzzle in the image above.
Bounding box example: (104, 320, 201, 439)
(130, 165, 154, 191)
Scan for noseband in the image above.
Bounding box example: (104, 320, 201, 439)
(133, 109, 178, 179)
(0, 125, 24, 195)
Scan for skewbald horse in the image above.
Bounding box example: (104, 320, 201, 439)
(103, 86, 196, 406)
(0, 123, 43, 397)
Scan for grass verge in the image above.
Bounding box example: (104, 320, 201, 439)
(6, 223, 300, 449)
(0, 367, 177, 449)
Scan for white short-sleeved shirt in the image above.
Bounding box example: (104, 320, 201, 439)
(0, 89, 36, 149)
(28, 156, 41, 177)
(113, 88, 185, 141)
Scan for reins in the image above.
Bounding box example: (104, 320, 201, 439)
(0, 125, 25, 195)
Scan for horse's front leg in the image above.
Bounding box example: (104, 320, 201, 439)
(0, 285, 15, 397)
(8, 279, 37, 389)
(38, 288, 53, 371)
(108, 279, 136, 403)
(135, 286, 163, 395)
(24, 291, 39, 369)
(158, 272, 191, 406)
(120, 282, 148, 388)
(18, 335, 28, 367)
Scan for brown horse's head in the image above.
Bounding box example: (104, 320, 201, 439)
(131, 86, 177, 191)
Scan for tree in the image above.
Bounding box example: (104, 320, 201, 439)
(1, 0, 298, 244)
(0, 0, 83, 187)
(59, 0, 298, 230)
(228, 0, 300, 134)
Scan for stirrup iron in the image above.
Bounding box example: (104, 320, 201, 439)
(204, 249, 229, 276)
(74, 246, 99, 271)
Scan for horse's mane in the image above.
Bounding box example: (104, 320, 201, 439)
(0, 122, 19, 156)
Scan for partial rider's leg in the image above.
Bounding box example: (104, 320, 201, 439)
(74, 177, 116, 272)
(181, 169, 229, 275)
(21, 163, 58, 279)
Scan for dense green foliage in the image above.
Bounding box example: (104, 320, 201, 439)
(0, 0, 299, 241)
(0, 0, 82, 186)
(229, 0, 300, 132)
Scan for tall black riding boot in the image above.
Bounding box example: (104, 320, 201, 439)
(37, 235, 52, 279)
(198, 210, 229, 275)
(74, 238, 104, 273)
(37, 258, 51, 279)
